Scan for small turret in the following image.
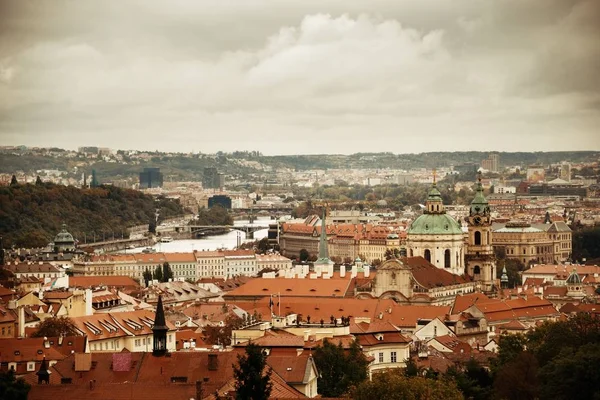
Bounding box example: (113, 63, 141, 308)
(152, 295, 169, 356)
(500, 266, 509, 289)
(36, 357, 50, 384)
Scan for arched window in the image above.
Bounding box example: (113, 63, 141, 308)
(410, 248, 414, 257)
(487, 231, 490, 245)
(424, 249, 431, 263)
(474, 265, 481, 275)
(474, 231, 481, 245)
(444, 249, 451, 269)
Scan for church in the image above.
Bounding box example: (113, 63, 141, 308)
(406, 174, 496, 292)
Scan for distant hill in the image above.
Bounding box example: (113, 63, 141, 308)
(0, 182, 187, 248)
(1, 148, 598, 183)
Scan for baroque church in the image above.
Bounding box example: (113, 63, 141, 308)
(406, 174, 496, 292)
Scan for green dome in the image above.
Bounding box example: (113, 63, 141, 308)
(566, 269, 581, 284)
(54, 224, 74, 244)
(408, 213, 463, 235)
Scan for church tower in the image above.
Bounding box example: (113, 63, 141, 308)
(465, 175, 496, 292)
(152, 295, 168, 356)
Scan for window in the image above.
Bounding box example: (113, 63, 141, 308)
(424, 249, 431, 263)
(474, 231, 481, 245)
(444, 250, 451, 269)
(391, 352, 397, 363)
(27, 362, 36, 371)
(379, 352, 384, 363)
(474, 265, 481, 275)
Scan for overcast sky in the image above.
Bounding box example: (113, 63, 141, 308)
(0, 0, 598, 155)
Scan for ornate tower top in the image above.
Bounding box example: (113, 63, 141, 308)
(469, 173, 490, 218)
(152, 295, 168, 356)
(425, 170, 445, 215)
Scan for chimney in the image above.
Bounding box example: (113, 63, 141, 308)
(340, 265, 346, 278)
(208, 353, 218, 371)
(18, 306, 25, 338)
(196, 380, 203, 400)
(364, 265, 370, 278)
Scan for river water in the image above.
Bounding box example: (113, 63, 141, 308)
(126, 219, 270, 253)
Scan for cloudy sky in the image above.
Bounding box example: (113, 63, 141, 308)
(0, 0, 598, 155)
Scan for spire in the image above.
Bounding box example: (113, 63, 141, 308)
(37, 356, 50, 384)
(432, 169, 437, 186)
(152, 295, 168, 356)
(316, 209, 330, 262)
(544, 210, 552, 224)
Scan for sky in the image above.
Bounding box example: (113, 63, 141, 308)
(0, 0, 598, 155)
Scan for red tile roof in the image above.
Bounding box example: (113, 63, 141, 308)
(69, 276, 140, 289)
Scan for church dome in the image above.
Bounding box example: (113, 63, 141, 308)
(408, 213, 463, 235)
(54, 224, 74, 245)
(566, 268, 581, 285)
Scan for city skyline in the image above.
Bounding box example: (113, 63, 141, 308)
(1, 0, 599, 155)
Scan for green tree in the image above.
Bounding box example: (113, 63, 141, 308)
(313, 339, 369, 397)
(35, 176, 43, 185)
(153, 265, 163, 282)
(162, 262, 174, 282)
(0, 369, 30, 400)
(10, 175, 18, 186)
(233, 343, 272, 400)
(299, 248, 309, 262)
(204, 314, 242, 346)
(143, 268, 153, 287)
(31, 316, 78, 337)
(538, 343, 600, 400)
(493, 352, 539, 400)
(353, 370, 462, 400)
(193, 205, 233, 226)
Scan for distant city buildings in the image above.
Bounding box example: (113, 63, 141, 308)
(481, 153, 500, 173)
(139, 167, 163, 189)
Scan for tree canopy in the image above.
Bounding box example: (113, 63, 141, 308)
(0, 182, 187, 248)
(353, 370, 463, 400)
(0, 369, 30, 400)
(31, 316, 78, 338)
(233, 343, 272, 400)
(313, 338, 369, 397)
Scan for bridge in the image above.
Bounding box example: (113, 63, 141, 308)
(171, 224, 271, 239)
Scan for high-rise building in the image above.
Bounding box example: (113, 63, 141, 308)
(481, 153, 500, 173)
(203, 167, 224, 189)
(560, 163, 571, 182)
(139, 167, 163, 189)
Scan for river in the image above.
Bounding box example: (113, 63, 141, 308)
(125, 219, 270, 253)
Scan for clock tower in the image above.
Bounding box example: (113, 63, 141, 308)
(465, 175, 496, 292)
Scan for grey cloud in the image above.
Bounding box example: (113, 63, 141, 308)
(0, 0, 598, 154)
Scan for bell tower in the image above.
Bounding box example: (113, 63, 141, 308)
(465, 174, 496, 292)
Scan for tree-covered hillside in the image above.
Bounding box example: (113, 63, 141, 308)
(0, 182, 187, 248)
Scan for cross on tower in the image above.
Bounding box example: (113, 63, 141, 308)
(432, 169, 437, 185)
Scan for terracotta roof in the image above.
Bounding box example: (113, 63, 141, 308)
(404, 257, 471, 288)
(133, 253, 167, 263)
(43, 291, 73, 300)
(69, 276, 140, 289)
(267, 353, 314, 384)
(5, 263, 61, 274)
(498, 319, 528, 330)
(223, 274, 361, 299)
(429, 334, 461, 350)
(451, 293, 493, 314)
(241, 330, 305, 348)
(164, 253, 196, 263)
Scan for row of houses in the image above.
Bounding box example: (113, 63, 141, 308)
(71, 251, 292, 280)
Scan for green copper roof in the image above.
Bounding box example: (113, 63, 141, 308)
(315, 209, 332, 264)
(408, 213, 463, 235)
(427, 184, 443, 202)
(566, 268, 581, 284)
(470, 177, 489, 216)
